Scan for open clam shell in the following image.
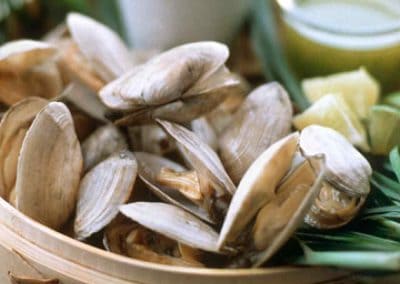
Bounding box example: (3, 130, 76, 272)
(81, 124, 128, 171)
(104, 219, 203, 267)
(250, 154, 326, 267)
(0, 97, 48, 199)
(157, 119, 236, 197)
(305, 182, 365, 229)
(120, 202, 221, 253)
(67, 13, 133, 82)
(191, 117, 218, 152)
(135, 152, 214, 223)
(15, 102, 82, 229)
(299, 125, 372, 196)
(218, 132, 299, 249)
(74, 151, 138, 240)
(219, 82, 293, 184)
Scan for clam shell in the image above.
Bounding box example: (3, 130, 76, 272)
(140, 124, 176, 155)
(15, 102, 82, 229)
(67, 13, 133, 81)
(218, 132, 299, 249)
(114, 86, 231, 126)
(250, 154, 326, 267)
(59, 83, 109, 123)
(0, 39, 55, 72)
(81, 124, 128, 171)
(305, 182, 364, 229)
(191, 117, 218, 151)
(299, 125, 372, 196)
(219, 82, 293, 184)
(74, 151, 138, 240)
(157, 119, 236, 196)
(0, 97, 48, 199)
(134, 152, 213, 223)
(99, 41, 229, 110)
(120, 202, 220, 253)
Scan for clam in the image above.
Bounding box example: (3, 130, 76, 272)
(58, 83, 109, 123)
(191, 117, 218, 151)
(134, 152, 213, 223)
(104, 219, 203, 267)
(0, 97, 48, 199)
(66, 13, 133, 82)
(0, 40, 62, 105)
(0, 40, 55, 72)
(217, 132, 327, 267)
(120, 202, 221, 253)
(74, 151, 138, 240)
(205, 89, 246, 135)
(15, 102, 83, 229)
(218, 133, 300, 249)
(140, 124, 176, 155)
(299, 125, 372, 228)
(157, 119, 236, 197)
(219, 82, 293, 184)
(99, 42, 244, 125)
(81, 124, 128, 171)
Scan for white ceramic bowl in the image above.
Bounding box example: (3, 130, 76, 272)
(118, 0, 252, 49)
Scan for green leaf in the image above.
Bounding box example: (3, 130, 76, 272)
(371, 172, 400, 203)
(384, 91, 400, 109)
(390, 147, 400, 182)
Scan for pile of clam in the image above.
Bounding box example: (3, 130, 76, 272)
(0, 13, 372, 268)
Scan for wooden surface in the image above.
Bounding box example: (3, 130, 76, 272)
(0, 197, 353, 283)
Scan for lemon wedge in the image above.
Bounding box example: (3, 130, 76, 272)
(302, 68, 380, 119)
(368, 105, 400, 155)
(293, 94, 369, 151)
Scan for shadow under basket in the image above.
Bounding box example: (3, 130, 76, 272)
(0, 198, 350, 284)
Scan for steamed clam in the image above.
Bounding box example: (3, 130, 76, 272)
(99, 41, 245, 125)
(219, 82, 293, 184)
(0, 11, 376, 270)
(0, 40, 62, 105)
(0, 97, 48, 199)
(15, 102, 82, 229)
(74, 151, 137, 240)
(299, 125, 372, 228)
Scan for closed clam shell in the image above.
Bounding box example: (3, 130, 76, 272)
(74, 151, 138, 240)
(120, 202, 220, 253)
(219, 82, 293, 184)
(0, 97, 47, 199)
(299, 125, 372, 196)
(0, 39, 55, 72)
(67, 13, 133, 82)
(81, 124, 128, 171)
(157, 119, 236, 196)
(99, 41, 230, 110)
(15, 102, 82, 229)
(134, 152, 213, 223)
(114, 85, 233, 126)
(218, 132, 299, 249)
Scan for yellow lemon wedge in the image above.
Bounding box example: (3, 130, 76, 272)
(368, 105, 400, 155)
(302, 68, 380, 119)
(293, 94, 369, 151)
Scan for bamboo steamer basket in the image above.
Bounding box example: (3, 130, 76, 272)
(0, 197, 351, 284)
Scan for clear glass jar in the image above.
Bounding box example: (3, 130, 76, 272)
(277, 0, 400, 91)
